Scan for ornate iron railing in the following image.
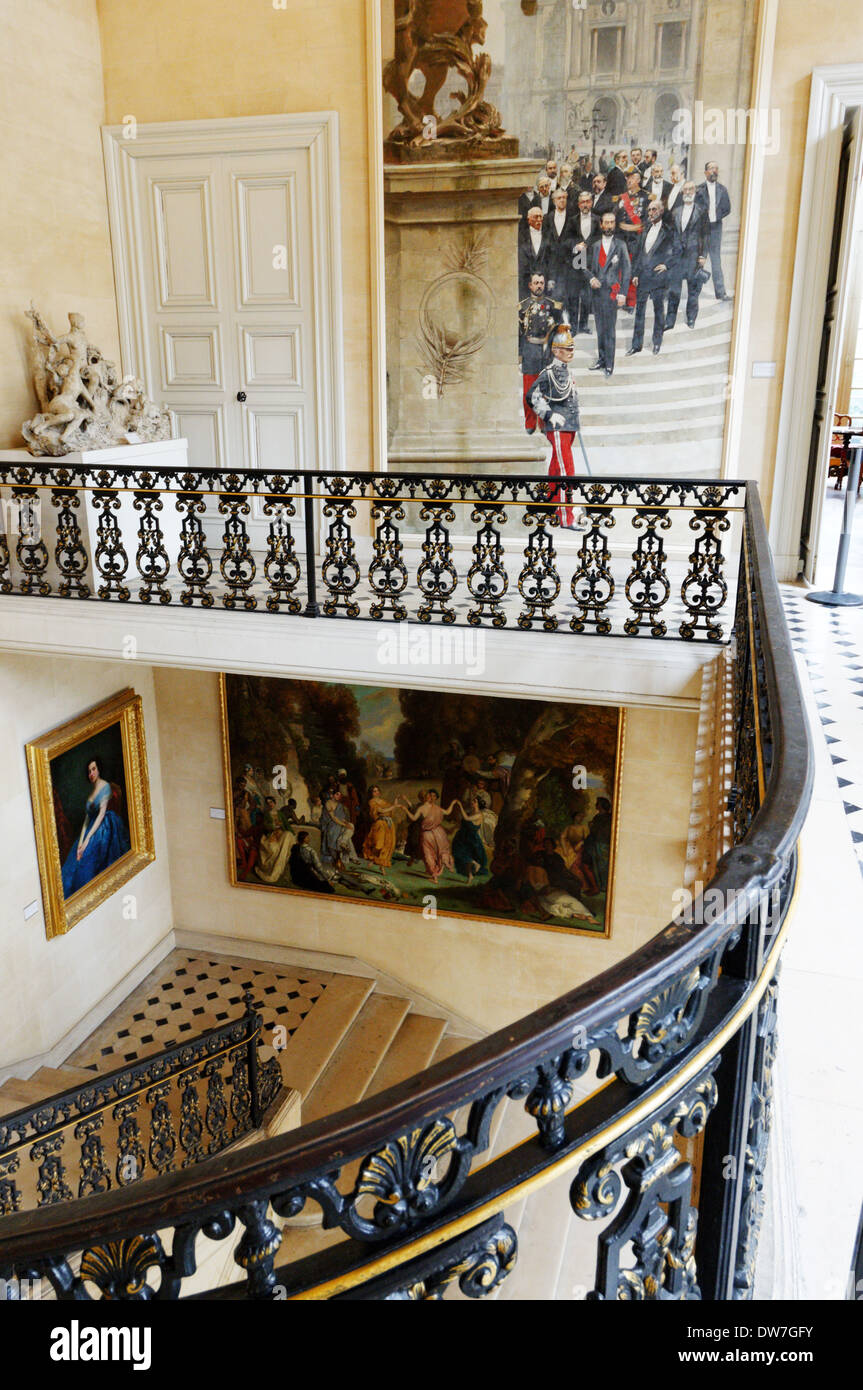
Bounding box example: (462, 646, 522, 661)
(0, 463, 745, 640)
(0, 482, 811, 1301)
(0, 994, 281, 1218)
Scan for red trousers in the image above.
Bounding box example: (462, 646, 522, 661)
(523, 374, 539, 432)
(547, 431, 577, 527)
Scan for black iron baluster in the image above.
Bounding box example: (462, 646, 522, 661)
(467, 504, 508, 627)
(176, 492, 214, 607)
(369, 498, 408, 621)
(570, 506, 615, 634)
(302, 487, 319, 617)
(92, 488, 130, 600)
(416, 501, 458, 624)
(146, 1081, 177, 1175)
(244, 992, 263, 1131)
(51, 488, 90, 598)
(12, 486, 50, 595)
(204, 1059, 230, 1154)
(230, 1046, 253, 1138)
(30, 1135, 73, 1206)
(179, 1072, 206, 1168)
(219, 494, 257, 610)
(133, 490, 172, 604)
(517, 503, 560, 630)
(0, 1154, 21, 1215)
(113, 1098, 146, 1186)
(571, 1064, 719, 1300)
(624, 507, 671, 637)
(262, 497, 301, 613)
(75, 1115, 112, 1198)
(321, 497, 360, 617)
(679, 506, 730, 641)
(235, 1200, 282, 1299)
(0, 502, 12, 594)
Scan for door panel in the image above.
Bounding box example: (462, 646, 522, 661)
(241, 326, 302, 389)
(233, 174, 300, 307)
(160, 327, 224, 390)
(151, 177, 218, 309)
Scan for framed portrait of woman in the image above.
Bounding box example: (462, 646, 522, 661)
(26, 688, 154, 939)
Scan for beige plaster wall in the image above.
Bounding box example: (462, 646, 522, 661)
(736, 0, 863, 509)
(153, 667, 698, 1032)
(96, 0, 373, 472)
(0, 655, 173, 1067)
(0, 0, 120, 448)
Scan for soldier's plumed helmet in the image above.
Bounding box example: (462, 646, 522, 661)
(551, 325, 574, 352)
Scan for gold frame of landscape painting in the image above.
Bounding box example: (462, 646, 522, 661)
(219, 672, 624, 940)
(26, 688, 155, 940)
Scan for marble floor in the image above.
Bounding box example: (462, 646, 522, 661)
(761, 565, 863, 1298)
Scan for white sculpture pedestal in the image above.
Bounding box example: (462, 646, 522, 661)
(0, 438, 189, 596)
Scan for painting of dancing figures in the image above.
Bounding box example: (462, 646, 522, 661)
(221, 675, 623, 936)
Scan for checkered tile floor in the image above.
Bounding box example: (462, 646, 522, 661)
(67, 951, 329, 1073)
(782, 584, 863, 878)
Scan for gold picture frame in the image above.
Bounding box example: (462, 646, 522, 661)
(219, 672, 624, 940)
(26, 688, 155, 940)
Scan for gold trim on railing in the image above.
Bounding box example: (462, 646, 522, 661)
(287, 850, 801, 1300)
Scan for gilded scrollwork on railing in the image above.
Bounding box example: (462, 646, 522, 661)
(416, 501, 458, 623)
(31, 1135, 73, 1207)
(113, 1098, 146, 1187)
(146, 1082, 177, 1176)
(92, 488, 130, 601)
(467, 504, 508, 627)
(570, 505, 615, 634)
(133, 491, 172, 604)
(508, 1048, 591, 1151)
(369, 498, 408, 620)
(321, 497, 361, 617)
(680, 508, 730, 641)
(386, 1221, 518, 1301)
(80, 1233, 163, 1300)
(571, 1064, 719, 1300)
(52, 488, 90, 597)
(517, 505, 560, 630)
(624, 507, 672, 637)
(13, 486, 50, 596)
(176, 492, 214, 607)
(75, 1115, 112, 1199)
(219, 494, 257, 610)
(262, 497, 301, 614)
(0, 1155, 21, 1216)
(733, 973, 779, 1299)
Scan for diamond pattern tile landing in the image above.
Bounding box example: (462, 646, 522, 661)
(68, 950, 330, 1073)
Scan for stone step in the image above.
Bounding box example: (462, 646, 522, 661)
(365, 1013, 448, 1098)
(33, 1064, 99, 1091)
(276, 973, 375, 1101)
(301, 994, 412, 1126)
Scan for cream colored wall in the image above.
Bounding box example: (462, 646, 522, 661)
(153, 668, 698, 1032)
(96, 0, 373, 471)
(0, 656, 173, 1067)
(0, 0, 120, 448)
(736, 0, 863, 510)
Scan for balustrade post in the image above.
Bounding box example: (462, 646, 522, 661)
(244, 991, 263, 1130)
(302, 485, 319, 617)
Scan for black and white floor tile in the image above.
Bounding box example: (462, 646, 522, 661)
(781, 584, 863, 877)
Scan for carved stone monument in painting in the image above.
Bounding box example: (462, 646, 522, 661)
(383, 0, 544, 474)
(22, 307, 171, 457)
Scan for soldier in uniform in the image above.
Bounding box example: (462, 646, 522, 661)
(518, 272, 562, 434)
(528, 325, 581, 527)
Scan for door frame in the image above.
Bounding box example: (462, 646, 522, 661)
(769, 65, 863, 581)
(101, 112, 346, 477)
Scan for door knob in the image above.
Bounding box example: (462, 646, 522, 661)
(236, 390, 247, 402)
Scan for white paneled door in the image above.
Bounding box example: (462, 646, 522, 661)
(103, 116, 344, 496)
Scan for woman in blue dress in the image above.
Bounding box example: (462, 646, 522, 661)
(61, 757, 130, 897)
(452, 795, 488, 885)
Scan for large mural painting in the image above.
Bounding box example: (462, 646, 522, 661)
(222, 674, 623, 936)
(382, 0, 758, 486)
